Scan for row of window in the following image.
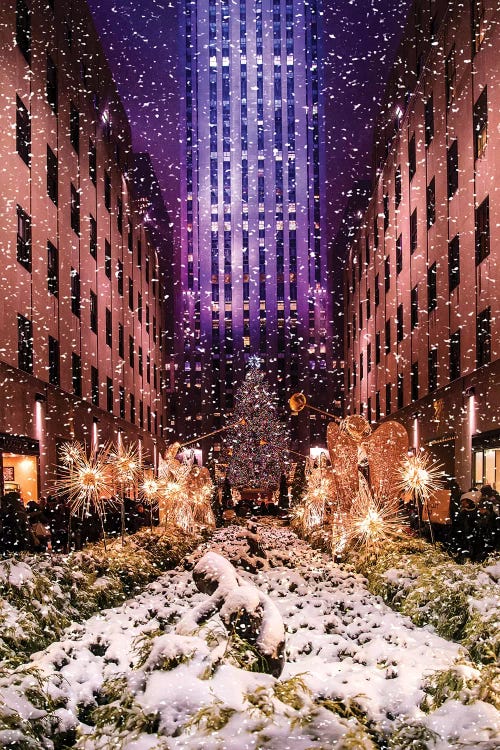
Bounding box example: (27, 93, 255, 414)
(17, 314, 161, 431)
(350, 192, 490, 310)
(348, 307, 491, 403)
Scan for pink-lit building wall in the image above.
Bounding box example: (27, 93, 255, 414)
(0, 0, 170, 499)
(344, 0, 499, 490)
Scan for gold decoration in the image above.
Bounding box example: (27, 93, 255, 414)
(289, 392, 307, 413)
(328, 416, 409, 512)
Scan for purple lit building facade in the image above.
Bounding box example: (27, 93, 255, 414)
(176, 0, 332, 454)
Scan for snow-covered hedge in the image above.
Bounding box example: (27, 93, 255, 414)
(348, 538, 500, 666)
(0, 526, 200, 667)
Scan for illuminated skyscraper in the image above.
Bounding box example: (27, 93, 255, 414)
(177, 0, 331, 453)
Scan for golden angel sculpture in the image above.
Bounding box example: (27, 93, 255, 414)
(157, 443, 215, 530)
(327, 414, 409, 512)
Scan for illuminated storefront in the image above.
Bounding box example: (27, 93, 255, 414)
(0, 433, 40, 503)
(473, 430, 500, 490)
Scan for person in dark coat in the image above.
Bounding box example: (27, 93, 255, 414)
(472, 486, 497, 561)
(454, 493, 478, 562)
(0, 491, 36, 553)
(45, 496, 69, 552)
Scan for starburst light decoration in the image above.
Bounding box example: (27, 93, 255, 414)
(343, 474, 406, 554)
(398, 451, 444, 504)
(109, 442, 142, 489)
(53, 442, 114, 519)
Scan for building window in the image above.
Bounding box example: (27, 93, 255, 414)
(424, 95, 434, 147)
(475, 196, 489, 265)
(129, 335, 134, 368)
(411, 361, 419, 402)
(107, 377, 113, 413)
(445, 46, 456, 106)
(427, 262, 437, 311)
(119, 386, 125, 419)
(366, 289, 371, 320)
(396, 234, 403, 275)
(17, 313, 33, 373)
(117, 259, 123, 296)
(72, 352, 82, 397)
(410, 208, 417, 254)
(137, 240, 142, 268)
(46, 55, 58, 114)
(384, 256, 390, 292)
(146, 354, 151, 383)
(104, 239, 111, 279)
(426, 177, 436, 228)
(138, 293, 142, 323)
(448, 234, 460, 292)
(449, 329, 461, 381)
(47, 242, 58, 296)
(47, 146, 58, 205)
(16, 95, 30, 166)
(104, 170, 111, 212)
(105, 308, 112, 347)
(91, 366, 99, 406)
(476, 307, 491, 367)
(139, 400, 144, 429)
(367, 343, 372, 374)
(117, 197, 123, 235)
(128, 277, 134, 311)
(48, 336, 60, 386)
(71, 269, 80, 317)
(411, 285, 418, 329)
(360, 352, 364, 380)
(385, 383, 391, 416)
(70, 184, 80, 235)
(89, 139, 96, 185)
(397, 373, 404, 409)
(397, 303, 403, 342)
(473, 0, 487, 53)
(145, 255, 150, 284)
(130, 394, 135, 424)
(375, 331, 381, 364)
(16, 205, 31, 271)
(474, 87, 488, 160)
(408, 134, 416, 181)
(16, 0, 31, 63)
(375, 274, 380, 306)
(89, 215, 97, 260)
(383, 193, 389, 232)
(70, 103, 79, 154)
(395, 166, 402, 208)
(428, 347, 438, 392)
(90, 290, 98, 333)
(138, 347, 143, 376)
(447, 140, 458, 199)
(118, 322, 124, 358)
(385, 318, 391, 355)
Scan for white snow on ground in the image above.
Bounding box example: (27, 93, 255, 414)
(1, 524, 499, 749)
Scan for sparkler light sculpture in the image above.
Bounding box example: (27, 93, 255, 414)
(398, 451, 444, 543)
(53, 442, 114, 546)
(342, 474, 405, 555)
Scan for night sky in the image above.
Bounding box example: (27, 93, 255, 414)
(86, 0, 411, 246)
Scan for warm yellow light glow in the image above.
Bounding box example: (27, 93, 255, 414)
(398, 451, 443, 504)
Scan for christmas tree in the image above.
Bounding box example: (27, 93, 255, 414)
(226, 360, 288, 491)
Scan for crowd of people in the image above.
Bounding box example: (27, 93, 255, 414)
(0, 491, 154, 554)
(450, 484, 500, 562)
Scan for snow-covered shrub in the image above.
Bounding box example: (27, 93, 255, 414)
(347, 538, 499, 665)
(0, 527, 200, 667)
